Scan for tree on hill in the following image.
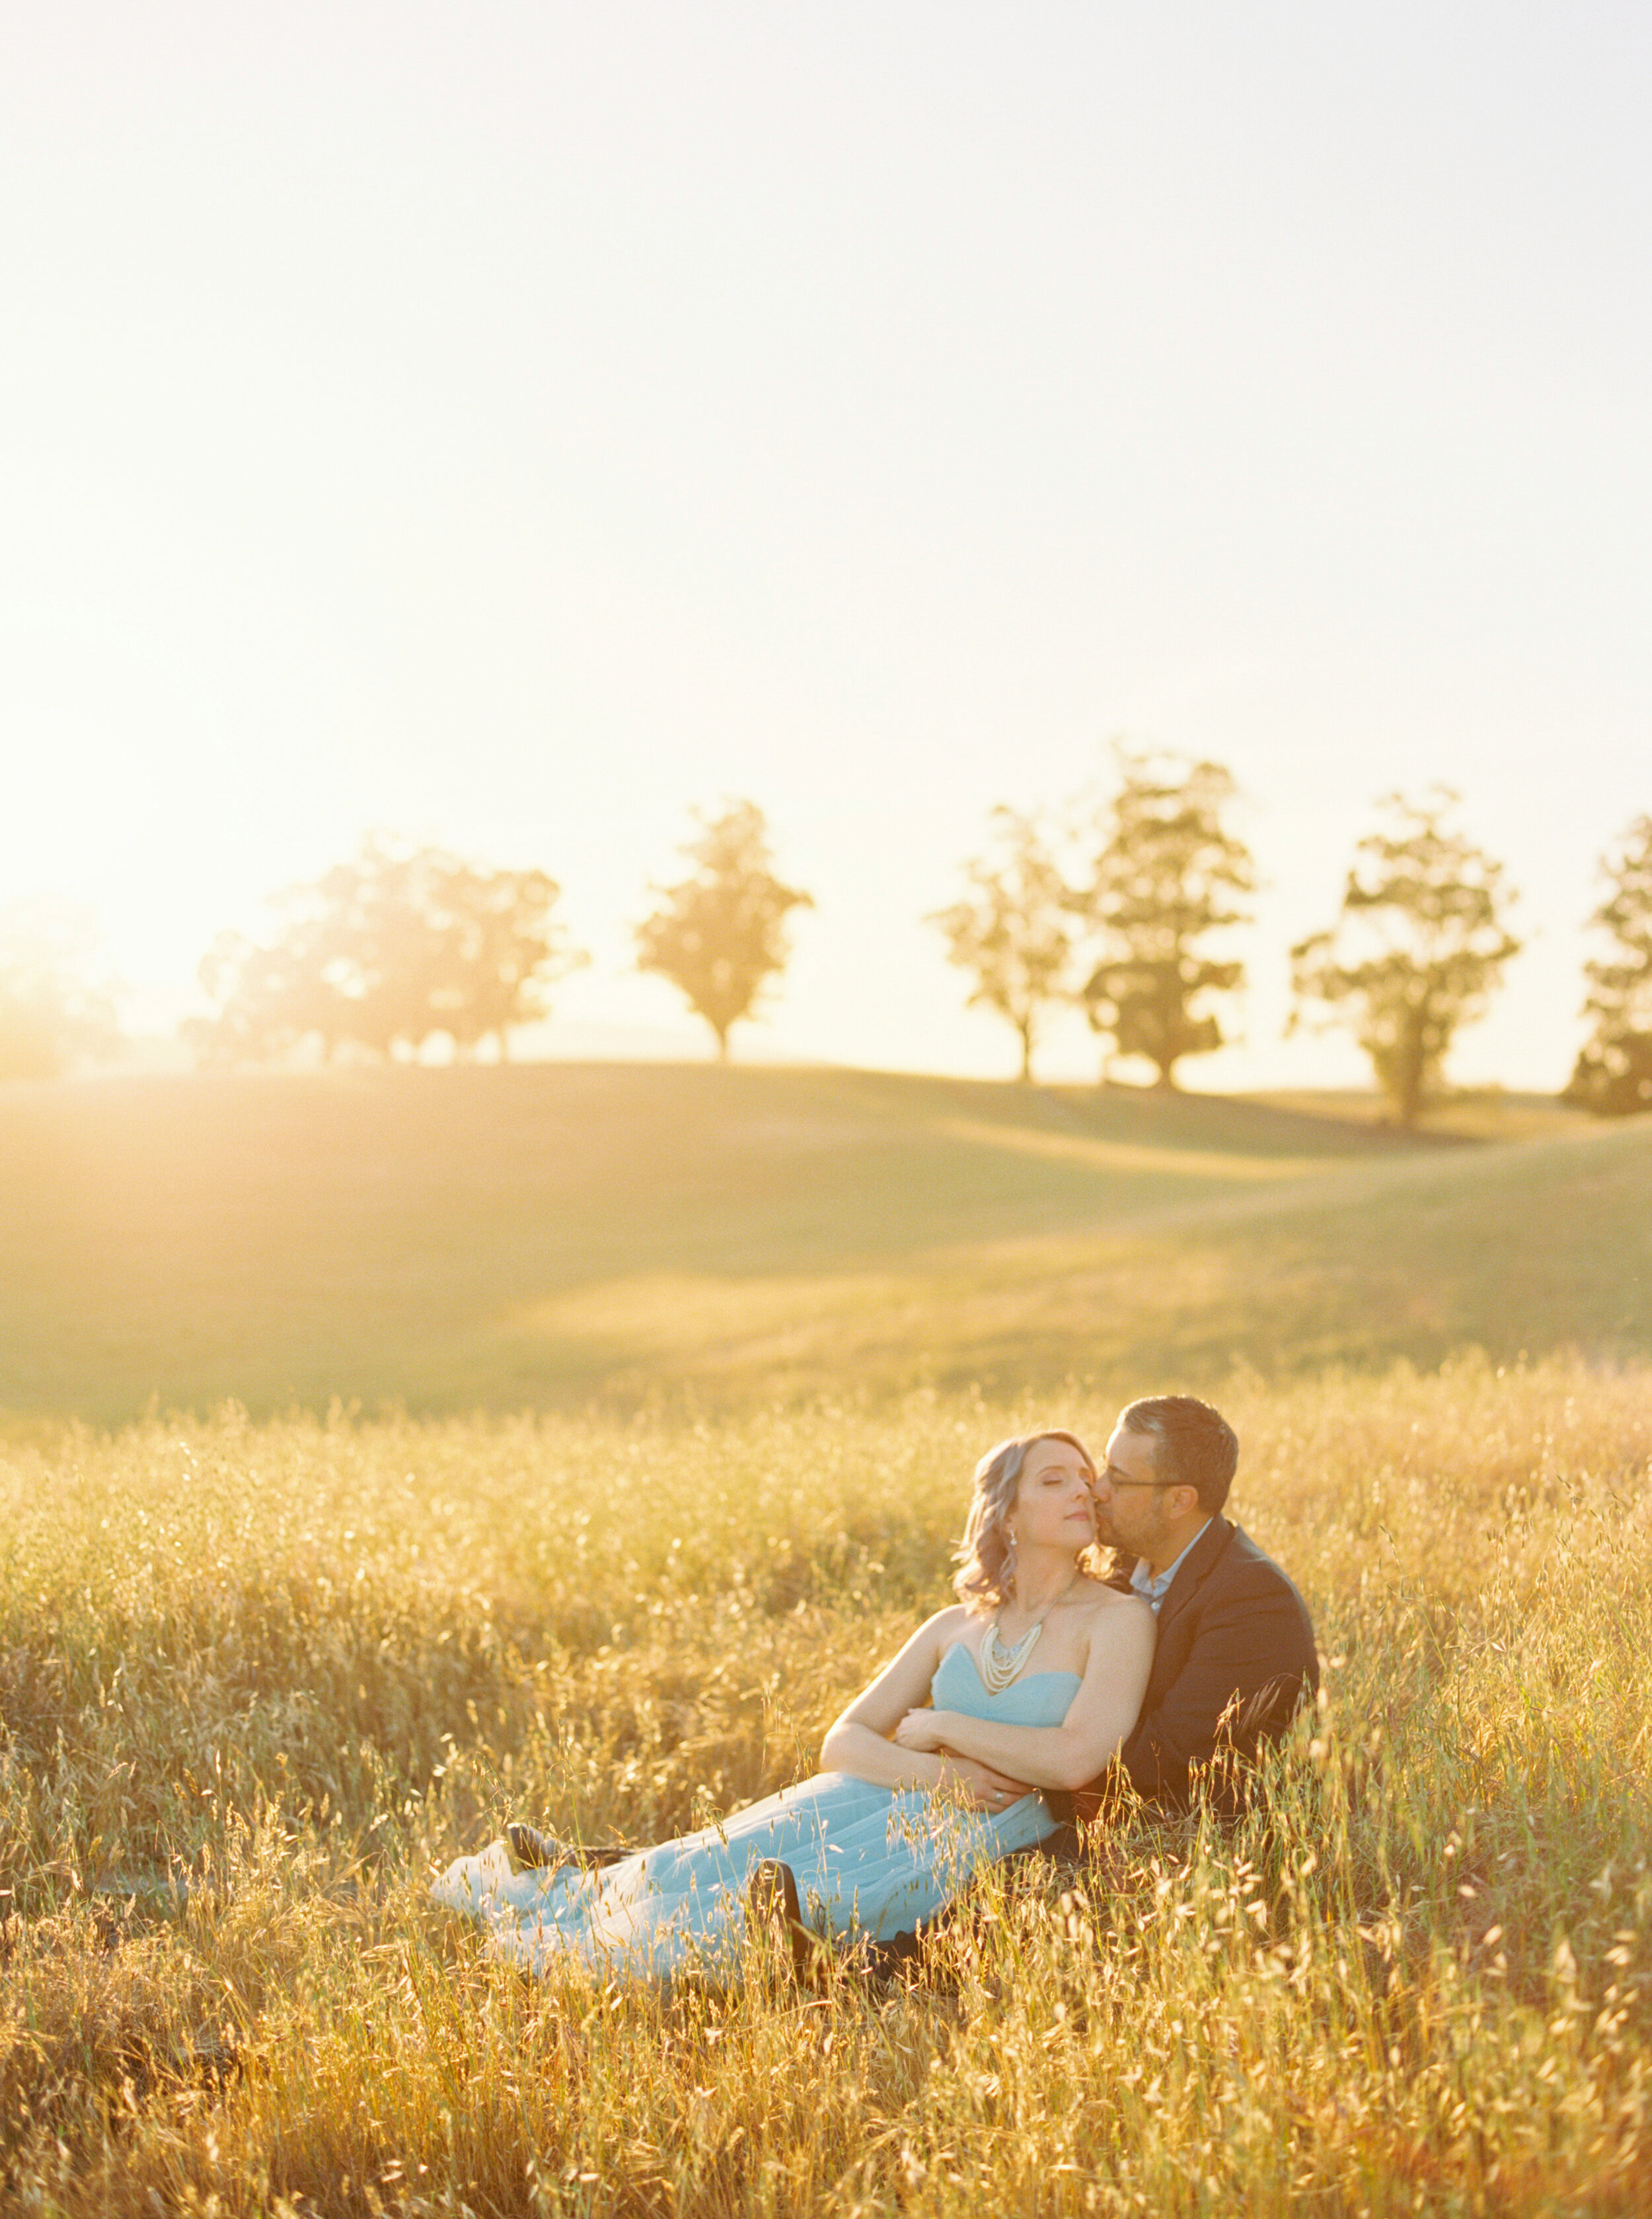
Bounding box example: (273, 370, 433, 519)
(0, 900, 120, 1078)
(1564, 812, 1652, 1117)
(634, 801, 813, 1060)
(1069, 749, 1256, 1089)
(420, 855, 588, 1058)
(192, 913, 343, 1066)
(189, 840, 585, 1065)
(1289, 788, 1521, 1127)
(928, 806, 1073, 1082)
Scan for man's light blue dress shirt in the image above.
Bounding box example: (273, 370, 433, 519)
(1129, 1521, 1212, 1616)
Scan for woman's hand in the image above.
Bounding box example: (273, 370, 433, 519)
(893, 1708, 953, 1754)
(935, 1756, 1032, 1811)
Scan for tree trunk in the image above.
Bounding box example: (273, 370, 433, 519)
(1388, 1018, 1427, 1127)
(1018, 1022, 1033, 1082)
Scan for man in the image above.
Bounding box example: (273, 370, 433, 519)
(1051, 1391, 1318, 1824)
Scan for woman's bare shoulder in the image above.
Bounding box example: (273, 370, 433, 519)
(917, 1602, 971, 1643)
(1074, 1583, 1154, 1633)
(1070, 1574, 1127, 1608)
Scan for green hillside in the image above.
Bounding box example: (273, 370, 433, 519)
(1, 1063, 1643, 1419)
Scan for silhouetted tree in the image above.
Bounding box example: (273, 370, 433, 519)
(191, 916, 345, 1066)
(634, 802, 813, 1059)
(305, 844, 449, 1056)
(189, 840, 585, 1065)
(419, 856, 587, 1059)
(1070, 749, 1256, 1089)
(928, 806, 1073, 1082)
(0, 901, 119, 1078)
(1564, 813, 1652, 1116)
(1289, 788, 1521, 1127)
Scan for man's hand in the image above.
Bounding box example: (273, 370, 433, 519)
(934, 1754, 1035, 1813)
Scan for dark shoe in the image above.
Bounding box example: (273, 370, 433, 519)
(745, 1858, 815, 1983)
(505, 1822, 571, 1875)
(504, 1821, 631, 1875)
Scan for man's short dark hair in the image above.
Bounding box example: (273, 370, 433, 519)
(1119, 1394, 1238, 1514)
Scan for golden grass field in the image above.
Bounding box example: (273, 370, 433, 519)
(1, 1363, 1649, 2214)
(2, 1068, 1651, 2212)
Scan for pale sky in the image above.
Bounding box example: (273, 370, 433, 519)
(3, 3, 1649, 1089)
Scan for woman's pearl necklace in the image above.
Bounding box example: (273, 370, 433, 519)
(979, 1614, 1046, 1693)
(980, 1581, 1079, 1694)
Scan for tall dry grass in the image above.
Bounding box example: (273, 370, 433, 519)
(1, 1354, 1649, 2213)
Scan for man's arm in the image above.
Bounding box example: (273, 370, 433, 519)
(1084, 1567, 1317, 1814)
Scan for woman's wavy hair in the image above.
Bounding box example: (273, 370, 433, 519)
(952, 1429, 1098, 1616)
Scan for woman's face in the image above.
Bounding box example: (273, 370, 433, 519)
(1012, 1436, 1097, 1554)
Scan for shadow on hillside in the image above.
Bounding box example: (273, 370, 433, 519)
(1, 1065, 1635, 1421)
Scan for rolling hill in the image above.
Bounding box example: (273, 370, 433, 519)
(1, 1063, 1644, 1419)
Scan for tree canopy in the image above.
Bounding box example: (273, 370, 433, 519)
(634, 801, 813, 1059)
(927, 806, 1073, 1082)
(1290, 788, 1521, 1126)
(189, 841, 585, 1065)
(1070, 750, 1256, 1089)
(1564, 813, 1652, 1117)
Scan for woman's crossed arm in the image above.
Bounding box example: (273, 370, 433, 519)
(893, 1597, 1155, 1794)
(820, 1606, 1035, 1809)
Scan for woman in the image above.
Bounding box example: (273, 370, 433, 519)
(431, 1430, 1154, 1982)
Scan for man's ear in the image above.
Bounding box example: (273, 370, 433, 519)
(1170, 1483, 1202, 1524)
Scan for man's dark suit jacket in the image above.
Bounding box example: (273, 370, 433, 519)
(1053, 1516, 1319, 1823)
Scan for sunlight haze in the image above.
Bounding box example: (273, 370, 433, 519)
(3, 2, 1649, 1088)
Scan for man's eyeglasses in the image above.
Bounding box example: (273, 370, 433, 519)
(1093, 1472, 1166, 1491)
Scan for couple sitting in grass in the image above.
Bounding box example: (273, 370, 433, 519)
(432, 1394, 1319, 1982)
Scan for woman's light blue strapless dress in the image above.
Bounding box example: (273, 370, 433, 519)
(432, 1646, 1076, 1983)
